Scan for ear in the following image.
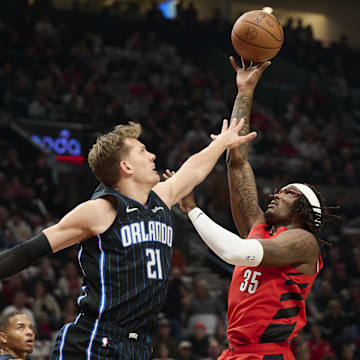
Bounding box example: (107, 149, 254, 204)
(119, 160, 133, 175)
(0, 331, 7, 344)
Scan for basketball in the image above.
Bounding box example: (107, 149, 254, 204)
(231, 10, 284, 62)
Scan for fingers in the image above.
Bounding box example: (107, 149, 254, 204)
(256, 61, 271, 73)
(230, 56, 240, 72)
(241, 57, 246, 69)
(241, 57, 253, 69)
(221, 118, 228, 133)
(243, 131, 257, 142)
(233, 117, 244, 130)
(163, 169, 175, 180)
(229, 131, 257, 149)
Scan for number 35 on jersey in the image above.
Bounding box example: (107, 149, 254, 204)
(240, 269, 262, 294)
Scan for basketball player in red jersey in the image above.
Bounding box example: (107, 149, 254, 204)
(178, 57, 339, 360)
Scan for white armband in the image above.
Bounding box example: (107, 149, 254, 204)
(188, 207, 264, 267)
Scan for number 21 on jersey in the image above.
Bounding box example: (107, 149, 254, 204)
(240, 269, 262, 294)
(146, 248, 163, 280)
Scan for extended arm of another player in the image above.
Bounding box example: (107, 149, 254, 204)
(187, 207, 318, 268)
(0, 199, 107, 280)
(153, 118, 256, 208)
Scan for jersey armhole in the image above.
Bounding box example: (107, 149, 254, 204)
(150, 190, 172, 212)
(94, 194, 121, 236)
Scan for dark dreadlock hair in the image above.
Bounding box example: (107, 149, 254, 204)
(290, 184, 341, 246)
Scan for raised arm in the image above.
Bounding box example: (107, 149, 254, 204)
(153, 118, 256, 208)
(227, 57, 270, 237)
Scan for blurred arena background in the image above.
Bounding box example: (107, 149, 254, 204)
(0, 0, 359, 359)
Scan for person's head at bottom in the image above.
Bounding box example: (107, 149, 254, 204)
(0, 312, 35, 360)
(178, 340, 193, 360)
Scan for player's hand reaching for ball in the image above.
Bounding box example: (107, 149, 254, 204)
(231, 56, 271, 93)
(211, 117, 257, 149)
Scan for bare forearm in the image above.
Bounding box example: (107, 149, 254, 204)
(229, 89, 254, 161)
(169, 140, 226, 205)
(179, 140, 225, 185)
(228, 161, 261, 236)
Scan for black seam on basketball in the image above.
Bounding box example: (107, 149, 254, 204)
(271, 17, 284, 42)
(237, 20, 283, 42)
(262, 12, 284, 42)
(232, 31, 281, 50)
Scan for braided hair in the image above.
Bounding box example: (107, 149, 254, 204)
(290, 184, 340, 245)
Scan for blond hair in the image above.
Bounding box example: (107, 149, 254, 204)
(88, 122, 142, 186)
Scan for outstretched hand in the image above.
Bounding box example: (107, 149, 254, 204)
(230, 56, 271, 92)
(163, 169, 197, 213)
(210, 117, 257, 149)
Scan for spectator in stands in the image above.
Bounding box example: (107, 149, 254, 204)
(162, 267, 190, 341)
(176, 340, 199, 360)
(187, 322, 209, 358)
(0, 207, 10, 249)
(203, 338, 224, 360)
(308, 323, 335, 360)
(153, 342, 175, 360)
(1, 292, 35, 327)
(6, 211, 32, 243)
(339, 343, 357, 360)
(1, 275, 25, 306)
(333, 263, 351, 292)
(0, 311, 35, 360)
(186, 279, 223, 335)
(152, 318, 178, 359)
(55, 261, 81, 299)
(321, 299, 349, 353)
(145, 1, 164, 21)
(1, 149, 23, 176)
(29, 279, 61, 331)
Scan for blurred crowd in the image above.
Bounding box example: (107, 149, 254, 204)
(0, 2, 360, 360)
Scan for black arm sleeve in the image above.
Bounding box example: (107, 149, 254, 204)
(0, 232, 52, 280)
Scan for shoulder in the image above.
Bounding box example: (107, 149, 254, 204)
(75, 198, 116, 215)
(57, 198, 117, 235)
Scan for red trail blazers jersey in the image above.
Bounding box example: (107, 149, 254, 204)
(227, 224, 323, 346)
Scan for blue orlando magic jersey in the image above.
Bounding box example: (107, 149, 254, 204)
(76, 184, 174, 332)
(0, 355, 16, 360)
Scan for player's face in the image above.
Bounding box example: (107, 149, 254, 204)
(124, 138, 160, 185)
(264, 185, 302, 226)
(1, 314, 35, 355)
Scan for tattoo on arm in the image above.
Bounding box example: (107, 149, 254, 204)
(228, 161, 260, 236)
(230, 94, 253, 159)
(260, 230, 318, 268)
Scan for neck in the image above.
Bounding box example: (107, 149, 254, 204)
(1, 347, 26, 360)
(269, 223, 299, 235)
(113, 180, 153, 206)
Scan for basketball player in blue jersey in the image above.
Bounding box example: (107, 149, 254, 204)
(0, 64, 269, 359)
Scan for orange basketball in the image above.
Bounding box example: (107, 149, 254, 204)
(231, 10, 284, 62)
